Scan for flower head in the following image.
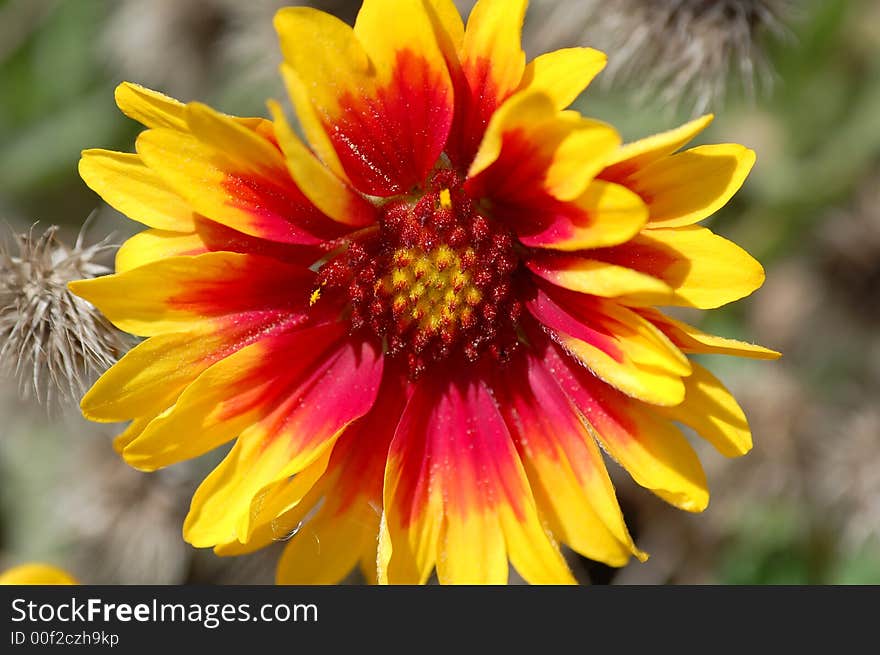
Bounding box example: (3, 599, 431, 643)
(72, 0, 778, 584)
(0, 224, 130, 405)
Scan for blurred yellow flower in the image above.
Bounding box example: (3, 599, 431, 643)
(0, 563, 78, 585)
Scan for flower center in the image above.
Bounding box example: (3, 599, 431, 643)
(317, 170, 522, 377)
(378, 244, 482, 337)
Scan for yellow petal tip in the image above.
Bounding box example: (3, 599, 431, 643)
(120, 449, 161, 473)
(680, 493, 710, 514)
(66, 279, 90, 297)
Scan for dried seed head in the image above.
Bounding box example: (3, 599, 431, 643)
(0, 223, 131, 406)
(525, 0, 795, 115)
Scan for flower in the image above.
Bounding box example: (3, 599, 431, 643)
(0, 563, 77, 585)
(71, 0, 778, 584)
(0, 224, 131, 405)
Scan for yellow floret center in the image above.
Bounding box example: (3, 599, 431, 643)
(377, 245, 481, 336)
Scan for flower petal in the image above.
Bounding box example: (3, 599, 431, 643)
(118, 342, 268, 471)
(83, 328, 234, 423)
(378, 388, 445, 584)
(512, 181, 648, 251)
(657, 363, 753, 457)
(516, 47, 607, 110)
(276, 501, 379, 585)
(79, 150, 195, 232)
(305, 368, 407, 523)
(121, 323, 347, 473)
(279, 64, 348, 183)
(446, 0, 527, 166)
(381, 371, 573, 585)
(360, 546, 379, 585)
(590, 226, 765, 309)
(526, 251, 673, 304)
(114, 82, 186, 131)
(601, 114, 714, 178)
(467, 91, 620, 203)
(437, 508, 508, 585)
(136, 105, 348, 246)
(548, 342, 709, 512)
(115, 230, 207, 273)
(113, 415, 158, 454)
(637, 308, 781, 359)
(425, 0, 465, 50)
(115, 82, 276, 138)
(462, 0, 527, 105)
(275, 2, 454, 196)
(351, 0, 456, 194)
(525, 287, 690, 406)
(115, 218, 320, 274)
(267, 100, 375, 227)
(183, 333, 383, 547)
(219, 367, 407, 556)
(0, 564, 77, 586)
(80, 281, 312, 425)
(212, 455, 331, 557)
(492, 348, 645, 566)
(69, 252, 316, 337)
(611, 145, 757, 228)
(185, 438, 333, 550)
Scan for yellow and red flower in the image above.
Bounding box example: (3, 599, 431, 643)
(71, 0, 778, 584)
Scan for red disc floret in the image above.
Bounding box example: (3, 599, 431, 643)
(316, 169, 522, 377)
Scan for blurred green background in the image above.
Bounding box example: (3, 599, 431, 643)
(1, 0, 878, 584)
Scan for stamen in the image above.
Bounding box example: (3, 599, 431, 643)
(439, 188, 452, 209)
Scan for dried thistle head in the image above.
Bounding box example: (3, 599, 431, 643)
(0, 223, 130, 406)
(525, 0, 795, 114)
